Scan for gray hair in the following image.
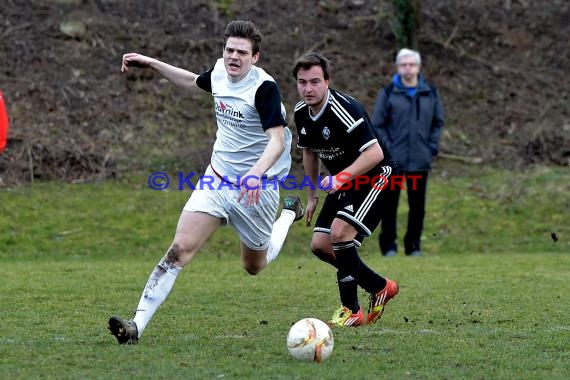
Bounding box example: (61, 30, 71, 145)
(396, 48, 421, 66)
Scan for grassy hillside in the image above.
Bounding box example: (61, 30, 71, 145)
(1, 0, 569, 185)
(1, 165, 567, 259)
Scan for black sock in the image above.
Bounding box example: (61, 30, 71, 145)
(333, 241, 360, 313)
(357, 259, 387, 294)
(319, 245, 387, 295)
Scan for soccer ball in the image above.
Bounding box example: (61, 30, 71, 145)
(286, 318, 334, 363)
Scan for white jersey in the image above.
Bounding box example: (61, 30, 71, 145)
(196, 58, 292, 181)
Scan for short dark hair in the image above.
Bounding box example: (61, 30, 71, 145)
(223, 20, 263, 55)
(291, 52, 331, 80)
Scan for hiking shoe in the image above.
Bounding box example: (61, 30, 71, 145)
(327, 306, 365, 327)
(367, 278, 399, 324)
(283, 194, 304, 221)
(108, 315, 139, 345)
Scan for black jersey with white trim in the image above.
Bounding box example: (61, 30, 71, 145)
(295, 88, 394, 176)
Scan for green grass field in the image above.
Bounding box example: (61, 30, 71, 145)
(1, 165, 568, 379)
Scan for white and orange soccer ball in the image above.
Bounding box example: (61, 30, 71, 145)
(286, 318, 334, 362)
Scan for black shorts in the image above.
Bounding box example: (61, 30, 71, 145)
(314, 166, 392, 242)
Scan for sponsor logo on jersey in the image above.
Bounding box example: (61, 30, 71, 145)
(215, 100, 245, 119)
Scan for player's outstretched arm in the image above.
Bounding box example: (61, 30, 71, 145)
(121, 52, 198, 91)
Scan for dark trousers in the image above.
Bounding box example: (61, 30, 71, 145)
(379, 171, 428, 255)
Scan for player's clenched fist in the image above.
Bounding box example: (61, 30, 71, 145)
(121, 53, 152, 72)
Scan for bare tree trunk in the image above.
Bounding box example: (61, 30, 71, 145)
(393, 0, 422, 50)
(407, 0, 421, 50)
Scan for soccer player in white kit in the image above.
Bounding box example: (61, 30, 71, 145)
(108, 20, 303, 344)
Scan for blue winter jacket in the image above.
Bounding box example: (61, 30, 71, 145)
(371, 74, 444, 171)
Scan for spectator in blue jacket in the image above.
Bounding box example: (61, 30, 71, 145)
(371, 48, 444, 257)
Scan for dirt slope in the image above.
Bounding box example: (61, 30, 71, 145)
(0, 0, 568, 185)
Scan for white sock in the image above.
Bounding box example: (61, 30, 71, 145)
(266, 209, 296, 264)
(133, 257, 182, 337)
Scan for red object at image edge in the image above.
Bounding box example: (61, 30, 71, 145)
(0, 91, 9, 153)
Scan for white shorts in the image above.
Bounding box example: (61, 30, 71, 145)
(183, 165, 279, 250)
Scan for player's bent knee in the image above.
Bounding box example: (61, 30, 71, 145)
(165, 243, 182, 262)
(330, 230, 346, 244)
(243, 263, 263, 275)
(165, 242, 195, 267)
(310, 237, 329, 253)
(311, 246, 337, 266)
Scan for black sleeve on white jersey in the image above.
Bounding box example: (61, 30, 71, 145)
(254, 81, 287, 130)
(196, 67, 213, 93)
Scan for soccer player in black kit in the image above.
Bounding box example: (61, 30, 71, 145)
(292, 52, 399, 327)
